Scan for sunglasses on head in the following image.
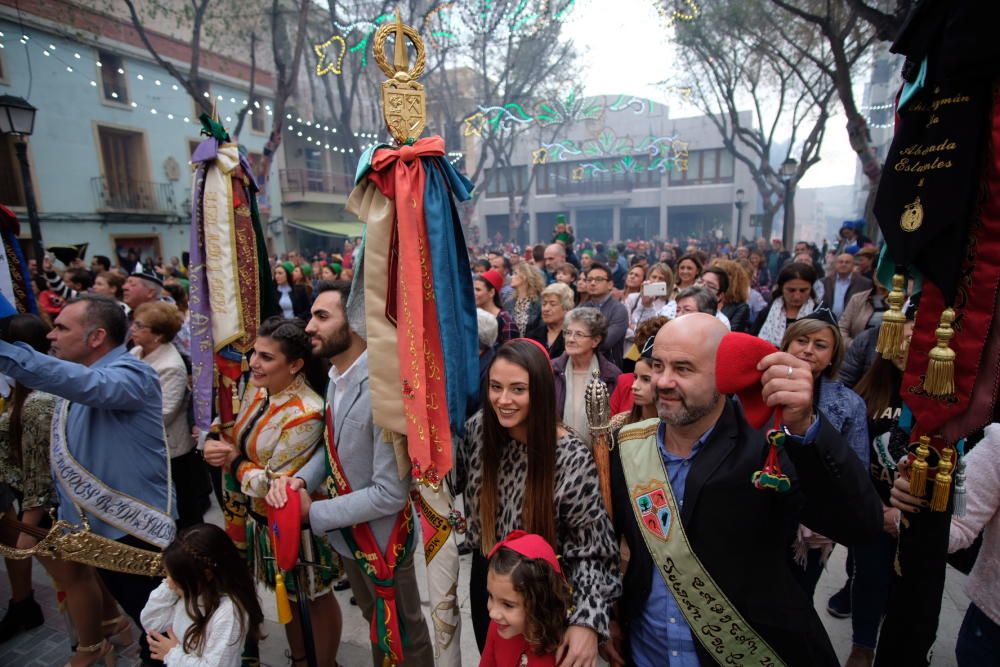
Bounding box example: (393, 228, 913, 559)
(804, 307, 838, 327)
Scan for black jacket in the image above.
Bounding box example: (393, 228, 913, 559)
(721, 302, 751, 333)
(611, 399, 883, 666)
(527, 322, 565, 359)
(276, 284, 312, 320)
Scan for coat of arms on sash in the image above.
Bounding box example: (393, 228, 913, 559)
(633, 483, 672, 541)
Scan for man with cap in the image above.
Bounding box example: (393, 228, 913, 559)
(122, 269, 166, 312)
(0, 293, 173, 665)
(265, 280, 434, 666)
(836, 220, 874, 256)
(604, 313, 882, 667)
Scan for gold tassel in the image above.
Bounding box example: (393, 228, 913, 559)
(909, 436, 930, 498)
(876, 273, 907, 358)
(274, 570, 293, 624)
(929, 446, 954, 512)
(923, 308, 956, 396)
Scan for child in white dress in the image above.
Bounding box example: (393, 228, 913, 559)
(141, 524, 264, 666)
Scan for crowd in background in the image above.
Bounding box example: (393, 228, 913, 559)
(0, 214, 994, 667)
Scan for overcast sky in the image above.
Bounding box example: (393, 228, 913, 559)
(560, 0, 860, 189)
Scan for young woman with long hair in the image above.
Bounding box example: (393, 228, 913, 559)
(456, 340, 620, 661)
(833, 312, 915, 667)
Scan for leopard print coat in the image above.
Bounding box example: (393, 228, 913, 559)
(455, 411, 621, 639)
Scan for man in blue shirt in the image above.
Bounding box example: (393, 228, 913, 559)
(605, 314, 882, 666)
(0, 294, 173, 665)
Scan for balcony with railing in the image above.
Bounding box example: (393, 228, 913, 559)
(555, 173, 634, 196)
(279, 169, 353, 203)
(91, 177, 176, 214)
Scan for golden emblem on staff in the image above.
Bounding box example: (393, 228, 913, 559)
(0, 511, 164, 576)
(373, 9, 427, 145)
(586, 370, 615, 518)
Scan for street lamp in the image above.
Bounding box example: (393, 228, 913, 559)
(0, 95, 43, 266)
(780, 157, 798, 250)
(734, 188, 746, 245)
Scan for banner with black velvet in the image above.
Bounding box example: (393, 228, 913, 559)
(898, 88, 1000, 435)
(874, 80, 990, 303)
(874, 503, 951, 667)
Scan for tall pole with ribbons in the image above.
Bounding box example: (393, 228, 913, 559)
(344, 11, 479, 667)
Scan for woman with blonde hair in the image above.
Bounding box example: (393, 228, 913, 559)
(130, 301, 209, 529)
(503, 262, 545, 338)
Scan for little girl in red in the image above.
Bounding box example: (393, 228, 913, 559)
(480, 530, 572, 667)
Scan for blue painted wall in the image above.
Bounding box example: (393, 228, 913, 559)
(0, 19, 282, 264)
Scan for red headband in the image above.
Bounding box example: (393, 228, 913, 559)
(512, 337, 551, 363)
(488, 530, 561, 573)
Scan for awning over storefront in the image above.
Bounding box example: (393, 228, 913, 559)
(285, 219, 365, 238)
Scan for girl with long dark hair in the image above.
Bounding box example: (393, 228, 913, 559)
(141, 523, 264, 666)
(456, 340, 620, 662)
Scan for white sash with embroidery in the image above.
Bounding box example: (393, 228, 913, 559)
(50, 399, 175, 548)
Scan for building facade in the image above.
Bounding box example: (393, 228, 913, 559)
(471, 98, 755, 246)
(0, 0, 284, 267)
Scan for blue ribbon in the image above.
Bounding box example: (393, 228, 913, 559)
(422, 157, 479, 436)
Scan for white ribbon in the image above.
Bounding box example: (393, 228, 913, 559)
(50, 400, 175, 548)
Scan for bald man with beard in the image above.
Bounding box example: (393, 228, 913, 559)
(604, 314, 882, 667)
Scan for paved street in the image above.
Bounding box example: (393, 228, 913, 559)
(0, 503, 968, 666)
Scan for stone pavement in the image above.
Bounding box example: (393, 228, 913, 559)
(0, 504, 968, 666)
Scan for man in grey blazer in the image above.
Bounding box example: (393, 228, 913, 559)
(266, 280, 434, 666)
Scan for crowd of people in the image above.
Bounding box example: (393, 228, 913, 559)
(0, 216, 994, 667)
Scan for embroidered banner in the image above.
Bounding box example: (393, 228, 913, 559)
(50, 400, 175, 548)
(202, 144, 245, 351)
(618, 420, 786, 666)
(412, 485, 461, 665)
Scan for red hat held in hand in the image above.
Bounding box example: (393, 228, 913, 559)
(268, 488, 301, 572)
(715, 332, 779, 429)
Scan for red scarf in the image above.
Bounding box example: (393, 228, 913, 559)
(366, 137, 454, 485)
(324, 407, 414, 664)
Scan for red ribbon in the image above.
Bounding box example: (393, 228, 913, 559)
(325, 408, 413, 663)
(367, 137, 454, 484)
